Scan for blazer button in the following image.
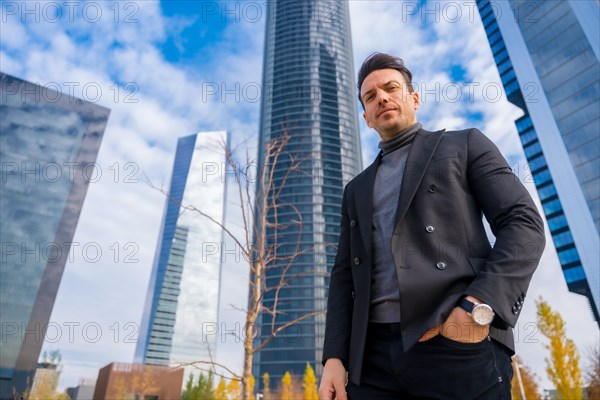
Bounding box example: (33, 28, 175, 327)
(512, 306, 519, 315)
(354, 257, 361, 266)
(350, 219, 356, 227)
(428, 184, 438, 193)
(436, 261, 447, 270)
(426, 225, 435, 233)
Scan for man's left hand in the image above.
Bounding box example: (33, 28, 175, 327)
(418, 296, 490, 343)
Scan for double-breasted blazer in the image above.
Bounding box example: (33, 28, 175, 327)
(322, 127, 546, 385)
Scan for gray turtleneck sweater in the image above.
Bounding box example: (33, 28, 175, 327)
(370, 122, 422, 323)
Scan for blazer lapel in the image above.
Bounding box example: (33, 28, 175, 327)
(393, 128, 446, 229)
(354, 153, 381, 258)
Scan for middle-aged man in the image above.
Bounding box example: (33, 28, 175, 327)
(318, 52, 546, 399)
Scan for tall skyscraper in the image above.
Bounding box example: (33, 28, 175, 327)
(475, 0, 599, 323)
(135, 131, 228, 379)
(0, 73, 110, 396)
(254, 1, 363, 382)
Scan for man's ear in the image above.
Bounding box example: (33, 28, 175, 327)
(363, 111, 371, 128)
(412, 91, 420, 111)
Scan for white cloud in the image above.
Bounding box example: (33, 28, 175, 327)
(0, 50, 22, 75)
(0, 13, 29, 49)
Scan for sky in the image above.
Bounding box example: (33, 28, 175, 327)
(1, 0, 598, 392)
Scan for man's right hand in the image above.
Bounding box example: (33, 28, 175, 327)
(318, 358, 347, 400)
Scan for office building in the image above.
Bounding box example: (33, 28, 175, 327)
(135, 131, 228, 379)
(0, 73, 109, 396)
(254, 0, 363, 383)
(65, 378, 96, 400)
(93, 362, 183, 400)
(29, 362, 60, 398)
(475, 0, 599, 323)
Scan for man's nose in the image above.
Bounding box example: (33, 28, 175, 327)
(376, 90, 389, 104)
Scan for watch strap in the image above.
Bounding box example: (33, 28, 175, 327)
(458, 297, 476, 314)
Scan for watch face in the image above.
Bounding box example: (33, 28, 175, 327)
(472, 304, 494, 325)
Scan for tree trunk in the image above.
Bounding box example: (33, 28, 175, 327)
(242, 313, 256, 399)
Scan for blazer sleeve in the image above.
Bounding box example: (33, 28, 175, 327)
(322, 186, 354, 368)
(464, 128, 546, 328)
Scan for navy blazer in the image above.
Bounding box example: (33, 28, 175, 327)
(322, 127, 546, 385)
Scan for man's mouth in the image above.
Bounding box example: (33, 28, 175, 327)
(377, 108, 395, 117)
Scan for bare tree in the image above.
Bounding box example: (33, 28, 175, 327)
(150, 132, 328, 399)
(585, 345, 600, 399)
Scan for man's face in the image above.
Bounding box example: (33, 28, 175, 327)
(360, 68, 420, 141)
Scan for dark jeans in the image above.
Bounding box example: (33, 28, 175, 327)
(346, 322, 513, 400)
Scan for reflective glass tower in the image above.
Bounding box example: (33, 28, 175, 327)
(254, 0, 363, 383)
(0, 73, 110, 396)
(135, 131, 227, 380)
(475, 0, 599, 324)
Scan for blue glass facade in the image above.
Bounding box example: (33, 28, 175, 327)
(0, 73, 109, 396)
(136, 134, 196, 366)
(254, 0, 362, 384)
(135, 131, 227, 380)
(476, 0, 600, 324)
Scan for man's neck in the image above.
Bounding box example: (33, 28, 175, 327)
(379, 120, 420, 142)
(378, 122, 422, 155)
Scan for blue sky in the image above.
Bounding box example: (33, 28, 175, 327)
(1, 0, 598, 392)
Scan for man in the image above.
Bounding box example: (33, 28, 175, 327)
(318, 53, 545, 399)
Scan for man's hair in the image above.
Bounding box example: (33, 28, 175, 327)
(357, 52, 414, 109)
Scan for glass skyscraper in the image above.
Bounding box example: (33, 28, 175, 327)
(476, 0, 599, 323)
(135, 131, 228, 380)
(0, 73, 110, 396)
(254, 0, 363, 383)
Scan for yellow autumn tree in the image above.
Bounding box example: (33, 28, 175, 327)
(249, 375, 255, 397)
(511, 356, 542, 400)
(536, 297, 582, 399)
(226, 378, 241, 400)
(214, 377, 228, 400)
(26, 373, 68, 400)
(280, 371, 292, 400)
(262, 373, 271, 400)
(303, 363, 318, 400)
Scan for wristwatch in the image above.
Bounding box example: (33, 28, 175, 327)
(458, 298, 495, 326)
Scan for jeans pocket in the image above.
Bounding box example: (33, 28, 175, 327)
(433, 334, 489, 353)
(400, 335, 499, 399)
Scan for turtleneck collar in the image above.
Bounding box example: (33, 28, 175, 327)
(378, 122, 422, 155)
